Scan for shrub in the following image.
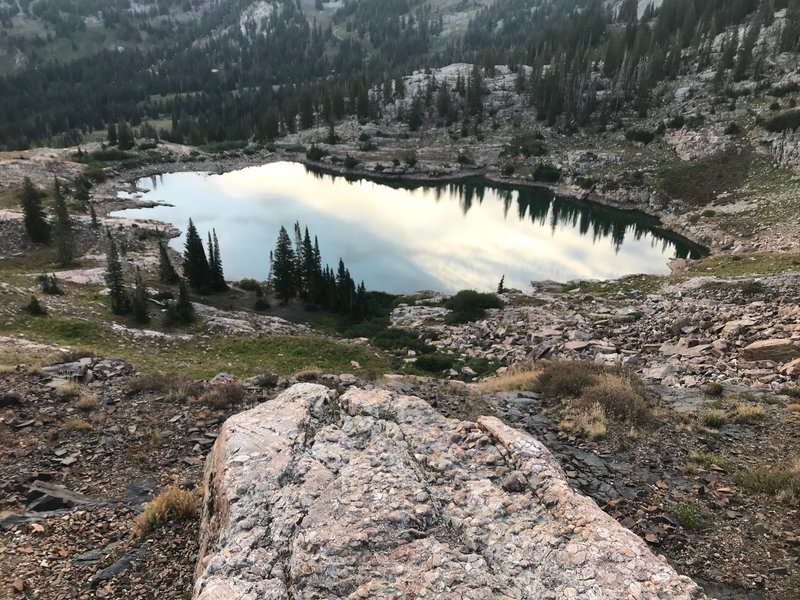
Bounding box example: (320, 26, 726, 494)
(24, 296, 46, 316)
(724, 122, 741, 135)
(134, 486, 199, 537)
(666, 115, 685, 129)
(737, 460, 800, 500)
(343, 154, 359, 169)
(625, 129, 656, 144)
(372, 328, 432, 354)
(702, 410, 728, 429)
(64, 418, 93, 432)
(533, 163, 561, 182)
(761, 108, 800, 132)
(39, 273, 62, 295)
(254, 298, 271, 311)
(306, 145, 327, 161)
(732, 405, 766, 423)
(704, 382, 725, 397)
(238, 278, 263, 293)
(196, 382, 246, 409)
(75, 392, 99, 412)
(477, 368, 539, 393)
(688, 451, 734, 471)
(292, 368, 322, 381)
(532, 360, 602, 400)
(673, 502, 707, 530)
(444, 290, 503, 324)
(501, 163, 515, 176)
(253, 372, 279, 388)
(576, 373, 650, 423)
(414, 354, 455, 373)
(560, 401, 608, 440)
(740, 280, 766, 296)
(127, 372, 178, 393)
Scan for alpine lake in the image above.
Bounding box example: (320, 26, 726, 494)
(113, 161, 704, 294)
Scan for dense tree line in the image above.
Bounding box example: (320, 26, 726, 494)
(1, 0, 798, 148)
(271, 222, 369, 319)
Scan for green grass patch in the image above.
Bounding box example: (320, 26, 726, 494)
(673, 501, 709, 530)
(688, 451, 734, 471)
(444, 290, 502, 324)
(737, 463, 800, 500)
(657, 148, 753, 207)
(681, 252, 800, 278)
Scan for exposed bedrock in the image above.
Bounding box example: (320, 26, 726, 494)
(193, 383, 708, 600)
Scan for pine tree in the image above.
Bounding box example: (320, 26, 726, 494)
(158, 240, 179, 284)
(117, 121, 134, 150)
(272, 226, 297, 302)
(52, 178, 74, 267)
(209, 229, 227, 291)
(131, 268, 150, 324)
(18, 177, 50, 244)
(89, 202, 99, 228)
(105, 231, 129, 315)
(164, 278, 195, 326)
(182, 219, 211, 291)
(107, 122, 118, 146)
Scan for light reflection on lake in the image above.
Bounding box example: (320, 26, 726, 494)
(112, 161, 703, 294)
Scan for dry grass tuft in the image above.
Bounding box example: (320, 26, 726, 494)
(787, 403, 800, 413)
(477, 368, 539, 393)
(737, 459, 800, 501)
(134, 485, 200, 537)
(27, 363, 44, 376)
(560, 401, 608, 440)
(702, 410, 728, 429)
(732, 405, 766, 423)
(575, 373, 650, 423)
(58, 380, 81, 398)
(196, 382, 246, 409)
(292, 368, 322, 382)
(75, 392, 99, 412)
(0, 365, 16, 375)
(64, 418, 93, 432)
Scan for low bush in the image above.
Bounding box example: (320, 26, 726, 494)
(196, 382, 246, 409)
(444, 290, 503, 324)
(343, 154, 359, 169)
(371, 328, 432, 354)
(306, 145, 327, 161)
(75, 392, 99, 412)
(560, 401, 608, 440)
(24, 296, 46, 316)
(575, 373, 649, 423)
(533, 163, 561, 182)
(625, 129, 656, 145)
(760, 108, 800, 132)
(64, 418, 93, 432)
(238, 278, 263, 293)
(732, 405, 766, 423)
(673, 501, 707, 530)
(702, 409, 728, 429)
(704, 382, 725, 397)
(737, 460, 800, 500)
(414, 353, 455, 373)
(134, 486, 199, 536)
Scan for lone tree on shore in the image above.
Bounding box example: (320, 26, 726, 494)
(52, 178, 74, 267)
(158, 240, 180, 285)
(18, 177, 50, 244)
(105, 231, 129, 315)
(183, 219, 211, 292)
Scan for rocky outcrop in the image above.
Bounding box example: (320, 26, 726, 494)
(194, 383, 708, 599)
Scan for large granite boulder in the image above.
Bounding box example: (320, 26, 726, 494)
(194, 383, 708, 600)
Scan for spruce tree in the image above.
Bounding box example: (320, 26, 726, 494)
(18, 177, 50, 244)
(107, 122, 118, 146)
(164, 278, 195, 326)
(105, 231, 129, 315)
(131, 268, 150, 324)
(89, 203, 99, 228)
(272, 226, 297, 302)
(210, 229, 227, 291)
(182, 219, 211, 291)
(117, 121, 134, 150)
(52, 178, 74, 267)
(158, 240, 180, 284)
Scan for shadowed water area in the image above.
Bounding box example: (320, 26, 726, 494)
(114, 161, 703, 293)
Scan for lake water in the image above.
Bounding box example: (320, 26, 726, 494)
(113, 161, 703, 294)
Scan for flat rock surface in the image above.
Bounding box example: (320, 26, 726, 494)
(194, 383, 708, 599)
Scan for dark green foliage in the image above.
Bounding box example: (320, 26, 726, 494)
(105, 231, 130, 315)
(625, 129, 656, 145)
(444, 290, 503, 324)
(39, 273, 61, 295)
(158, 240, 180, 285)
(724, 122, 742, 135)
(272, 226, 297, 302)
(107, 123, 118, 146)
(501, 164, 515, 176)
(52, 178, 74, 267)
(372, 328, 433, 354)
(533, 163, 561, 183)
(415, 353, 455, 373)
(117, 121, 134, 150)
(163, 279, 195, 326)
(208, 229, 228, 292)
(131, 268, 150, 324)
(343, 154, 359, 169)
(238, 278, 263, 293)
(24, 296, 46, 316)
(182, 219, 211, 292)
(89, 203, 99, 228)
(497, 275, 505, 294)
(760, 108, 800, 132)
(306, 145, 327, 161)
(18, 177, 50, 244)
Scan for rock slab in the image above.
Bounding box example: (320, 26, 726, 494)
(194, 383, 709, 600)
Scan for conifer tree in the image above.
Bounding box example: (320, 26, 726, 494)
(164, 278, 195, 326)
(18, 177, 50, 244)
(117, 121, 134, 150)
(105, 231, 129, 315)
(158, 240, 179, 284)
(89, 202, 99, 228)
(107, 122, 118, 146)
(131, 268, 150, 324)
(209, 229, 227, 291)
(183, 219, 211, 291)
(52, 178, 74, 267)
(272, 226, 297, 302)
